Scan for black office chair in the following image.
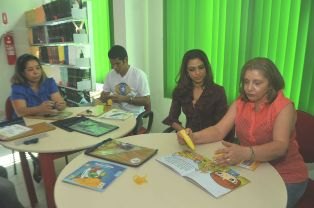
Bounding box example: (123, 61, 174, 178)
(132, 103, 154, 135)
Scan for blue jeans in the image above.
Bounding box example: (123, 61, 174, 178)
(286, 180, 308, 208)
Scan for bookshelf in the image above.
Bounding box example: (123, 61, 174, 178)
(25, 0, 96, 107)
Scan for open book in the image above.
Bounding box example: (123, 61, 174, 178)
(85, 138, 158, 167)
(99, 109, 133, 120)
(0, 124, 32, 141)
(156, 150, 250, 198)
(63, 160, 126, 192)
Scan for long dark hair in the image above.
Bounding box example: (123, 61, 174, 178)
(239, 57, 285, 103)
(173, 49, 213, 97)
(11, 54, 47, 85)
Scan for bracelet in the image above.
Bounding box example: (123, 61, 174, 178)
(249, 146, 255, 161)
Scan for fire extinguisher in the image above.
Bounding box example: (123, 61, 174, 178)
(2, 32, 17, 65)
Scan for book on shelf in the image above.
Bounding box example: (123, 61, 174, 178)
(156, 150, 250, 198)
(99, 108, 133, 120)
(63, 160, 126, 192)
(85, 138, 158, 167)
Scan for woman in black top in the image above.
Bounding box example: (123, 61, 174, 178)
(163, 49, 230, 136)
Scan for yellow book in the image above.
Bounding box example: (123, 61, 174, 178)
(58, 46, 65, 64)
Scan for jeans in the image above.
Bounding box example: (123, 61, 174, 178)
(286, 180, 308, 208)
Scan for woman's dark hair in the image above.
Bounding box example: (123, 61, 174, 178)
(11, 54, 46, 85)
(173, 49, 213, 96)
(239, 57, 285, 103)
(108, 45, 128, 60)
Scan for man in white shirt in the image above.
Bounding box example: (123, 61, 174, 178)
(100, 45, 150, 116)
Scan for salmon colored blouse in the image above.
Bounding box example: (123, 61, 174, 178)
(235, 91, 308, 183)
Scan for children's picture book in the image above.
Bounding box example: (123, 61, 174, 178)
(77, 105, 105, 117)
(156, 150, 250, 198)
(237, 160, 260, 171)
(99, 109, 133, 120)
(85, 138, 158, 167)
(63, 160, 126, 192)
(0, 122, 56, 141)
(68, 117, 119, 137)
(0, 124, 32, 140)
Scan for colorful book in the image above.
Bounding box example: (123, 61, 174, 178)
(99, 109, 133, 120)
(156, 150, 250, 198)
(63, 160, 126, 192)
(85, 138, 158, 167)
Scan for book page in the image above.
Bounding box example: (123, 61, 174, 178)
(156, 152, 199, 176)
(157, 150, 250, 198)
(0, 124, 32, 140)
(99, 109, 133, 120)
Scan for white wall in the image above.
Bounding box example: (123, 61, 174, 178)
(0, 0, 44, 119)
(113, 0, 172, 133)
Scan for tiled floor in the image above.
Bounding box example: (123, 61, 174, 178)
(0, 145, 81, 208)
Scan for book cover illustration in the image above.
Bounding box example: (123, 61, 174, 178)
(68, 118, 118, 137)
(99, 109, 133, 120)
(85, 138, 158, 167)
(63, 160, 126, 192)
(156, 150, 250, 198)
(0, 124, 32, 140)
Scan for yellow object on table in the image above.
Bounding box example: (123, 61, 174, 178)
(178, 129, 195, 150)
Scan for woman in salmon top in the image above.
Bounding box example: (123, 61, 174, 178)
(178, 57, 308, 208)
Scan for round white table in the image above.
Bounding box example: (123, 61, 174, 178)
(0, 107, 136, 208)
(54, 133, 287, 208)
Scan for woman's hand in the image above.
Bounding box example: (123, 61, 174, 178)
(176, 128, 193, 144)
(55, 101, 66, 110)
(214, 141, 251, 166)
(38, 101, 58, 115)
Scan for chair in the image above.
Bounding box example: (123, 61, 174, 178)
(295, 110, 314, 208)
(4, 97, 18, 175)
(132, 102, 154, 135)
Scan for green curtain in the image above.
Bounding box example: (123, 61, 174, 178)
(164, 0, 314, 114)
(86, 0, 112, 84)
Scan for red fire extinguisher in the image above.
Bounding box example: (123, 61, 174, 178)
(3, 32, 17, 65)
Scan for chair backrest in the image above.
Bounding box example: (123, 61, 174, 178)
(132, 101, 154, 134)
(295, 110, 314, 163)
(5, 97, 14, 121)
